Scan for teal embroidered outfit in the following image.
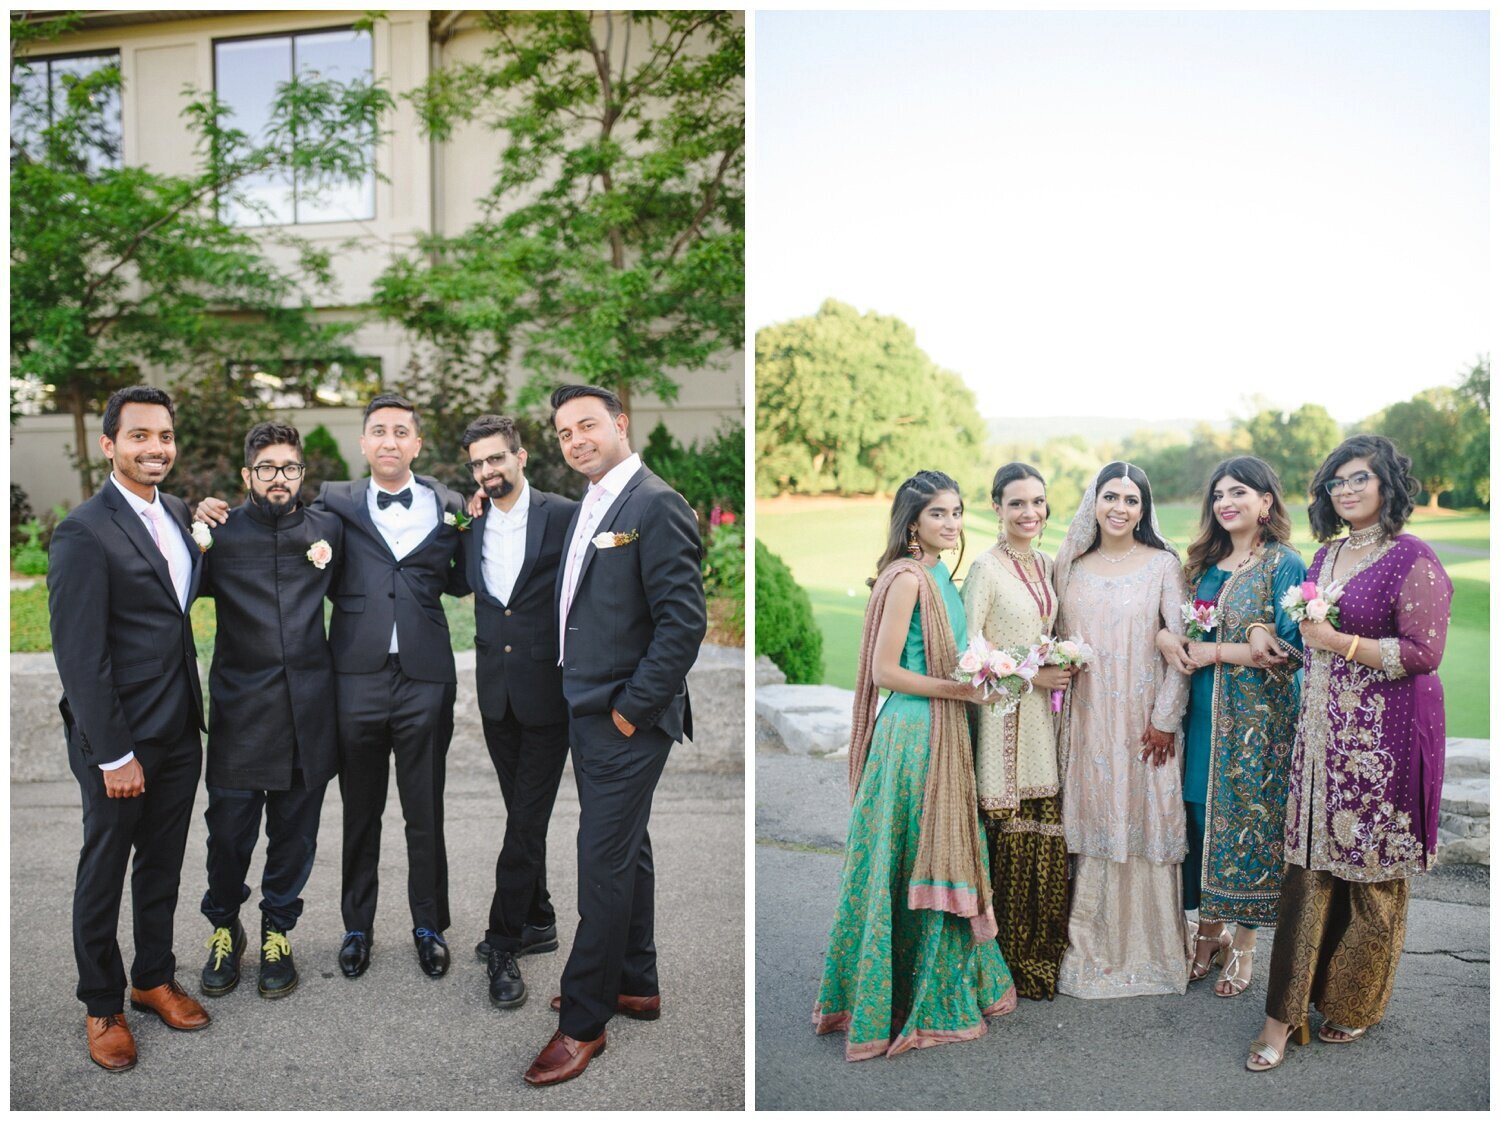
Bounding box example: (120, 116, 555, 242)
(1182, 544, 1306, 925)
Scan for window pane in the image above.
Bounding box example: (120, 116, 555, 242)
(215, 37, 294, 226)
(294, 29, 375, 223)
(10, 59, 49, 165)
(50, 54, 123, 174)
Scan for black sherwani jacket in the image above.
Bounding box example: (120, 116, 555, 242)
(200, 500, 344, 789)
(314, 476, 469, 683)
(48, 481, 205, 764)
(464, 487, 577, 727)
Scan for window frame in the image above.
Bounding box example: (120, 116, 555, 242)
(11, 47, 126, 169)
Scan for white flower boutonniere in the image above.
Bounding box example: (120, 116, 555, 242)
(190, 520, 213, 553)
(592, 529, 639, 550)
(443, 510, 472, 531)
(306, 539, 333, 570)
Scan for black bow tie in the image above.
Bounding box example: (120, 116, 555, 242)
(377, 488, 413, 510)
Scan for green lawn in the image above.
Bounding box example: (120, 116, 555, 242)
(756, 499, 1490, 738)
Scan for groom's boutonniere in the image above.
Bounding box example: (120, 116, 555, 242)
(443, 510, 472, 532)
(190, 520, 214, 553)
(592, 528, 639, 550)
(306, 539, 333, 570)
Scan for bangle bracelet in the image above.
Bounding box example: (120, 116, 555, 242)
(1344, 635, 1360, 661)
(1246, 621, 1273, 639)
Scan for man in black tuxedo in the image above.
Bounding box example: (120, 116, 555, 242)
(195, 422, 344, 1001)
(197, 393, 468, 979)
(524, 385, 706, 1087)
(458, 415, 577, 1010)
(49, 385, 212, 1072)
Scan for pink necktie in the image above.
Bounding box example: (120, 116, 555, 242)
(142, 503, 183, 606)
(559, 485, 608, 659)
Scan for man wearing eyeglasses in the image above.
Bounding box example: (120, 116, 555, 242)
(457, 415, 577, 1010)
(195, 422, 343, 1002)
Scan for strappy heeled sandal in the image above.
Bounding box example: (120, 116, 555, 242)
(1215, 945, 1254, 998)
(1246, 1021, 1312, 1071)
(1189, 929, 1230, 982)
(1318, 1021, 1367, 1044)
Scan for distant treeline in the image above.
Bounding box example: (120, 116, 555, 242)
(757, 300, 1489, 513)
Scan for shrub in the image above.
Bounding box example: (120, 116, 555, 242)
(301, 423, 350, 499)
(11, 484, 34, 548)
(10, 504, 69, 576)
(644, 420, 744, 523)
(755, 538, 823, 684)
(703, 521, 745, 641)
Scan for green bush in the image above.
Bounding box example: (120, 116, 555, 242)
(644, 420, 744, 521)
(301, 423, 350, 495)
(703, 522, 745, 640)
(755, 538, 823, 684)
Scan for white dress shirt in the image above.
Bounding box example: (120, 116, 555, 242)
(481, 481, 530, 606)
(105, 473, 194, 771)
(366, 474, 440, 653)
(558, 452, 642, 660)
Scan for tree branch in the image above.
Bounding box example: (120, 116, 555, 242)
(661, 143, 739, 267)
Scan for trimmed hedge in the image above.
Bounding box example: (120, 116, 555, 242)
(755, 538, 823, 684)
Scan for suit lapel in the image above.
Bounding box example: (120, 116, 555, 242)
(165, 497, 203, 606)
(511, 490, 548, 599)
(571, 466, 648, 597)
(403, 474, 451, 556)
(349, 477, 391, 557)
(105, 484, 181, 611)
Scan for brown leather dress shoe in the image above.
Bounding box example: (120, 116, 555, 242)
(524, 1029, 606, 1086)
(129, 979, 211, 1031)
(86, 1013, 138, 1072)
(549, 992, 661, 1020)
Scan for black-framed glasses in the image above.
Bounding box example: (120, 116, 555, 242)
(466, 453, 510, 475)
(250, 462, 306, 482)
(1324, 471, 1374, 496)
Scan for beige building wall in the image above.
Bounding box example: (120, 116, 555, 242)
(11, 10, 743, 511)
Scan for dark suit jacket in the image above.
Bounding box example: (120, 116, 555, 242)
(555, 465, 706, 743)
(464, 487, 577, 727)
(199, 500, 344, 789)
(314, 476, 468, 684)
(48, 479, 205, 765)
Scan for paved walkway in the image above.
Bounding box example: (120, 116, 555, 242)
(755, 751, 1489, 1111)
(12, 756, 744, 1110)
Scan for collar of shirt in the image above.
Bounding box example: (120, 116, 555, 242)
(587, 453, 642, 505)
(488, 480, 531, 525)
(109, 471, 161, 516)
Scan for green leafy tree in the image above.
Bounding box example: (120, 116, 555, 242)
(371, 11, 744, 415)
(756, 299, 986, 496)
(1456, 356, 1490, 505)
(1380, 389, 1467, 510)
(1236, 403, 1342, 501)
(10, 12, 392, 499)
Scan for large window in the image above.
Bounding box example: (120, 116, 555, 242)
(214, 28, 375, 226)
(10, 50, 123, 173)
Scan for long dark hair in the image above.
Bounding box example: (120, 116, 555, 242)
(1084, 461, 1171, 554)
(991, 462, 1049, 524)
(1307, 434, 1418, 543)
(1183, 456, 1294, 583)
(873, 470, 966, 579)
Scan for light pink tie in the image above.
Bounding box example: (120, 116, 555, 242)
(142, 503, 183, 607)
(559, 485, 608, 660)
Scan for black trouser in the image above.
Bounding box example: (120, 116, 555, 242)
(336, 657, 455, 935)
(558, 712, 672, 1042)
(70, 723, 201, 1016)
(482, 710, 571, 951)
(200, 773, 327, 934)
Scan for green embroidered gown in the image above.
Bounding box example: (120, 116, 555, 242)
(813, 561, 1014, 1061)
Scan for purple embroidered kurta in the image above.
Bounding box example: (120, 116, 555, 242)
(1284, 534, 1452, 883)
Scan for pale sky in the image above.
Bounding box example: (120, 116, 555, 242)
(751, 10, 1489, 424)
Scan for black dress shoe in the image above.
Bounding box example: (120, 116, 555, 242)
(487, 949, 526, 1008)
(201, 918, 247, 996)
(414, 928, 450, 978)
(475, 923, 560, 962)
(258, 917, 298, 998)
(339, 931, 372, 978)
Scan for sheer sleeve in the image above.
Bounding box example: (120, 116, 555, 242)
(1151, 553, 1191, 732)
(1271, 547, 1309, 650)
(1378, 552, 1453, 680)
(960, 553, 995, 645)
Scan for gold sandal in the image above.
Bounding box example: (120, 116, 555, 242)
(1318, 1021, 1367, 1044)
(1189, 929, 1230, 982)
(1246, 1021, 1312, 1071)
(1215, 945, 1254, 998)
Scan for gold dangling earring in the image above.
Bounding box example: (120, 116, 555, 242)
(907, 526, 923, 560)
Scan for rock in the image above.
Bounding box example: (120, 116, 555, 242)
(1444, 738, 1489, 780)
(754, 683, 856, 756)
(1432, 833, 1489, 867)
(755, 655, 787, 687)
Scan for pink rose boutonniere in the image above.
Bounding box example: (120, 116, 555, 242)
(306, 539, 333, 570)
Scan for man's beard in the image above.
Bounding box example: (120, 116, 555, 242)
(251, 486, 297, 517)
(482, 476, 515, 500)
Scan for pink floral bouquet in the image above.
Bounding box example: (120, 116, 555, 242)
(1281, 578, 1344, 627)
(1036, 634, 1095, 712)
(1181, 600, 1219, 640)
(954, 635, 1041, 716)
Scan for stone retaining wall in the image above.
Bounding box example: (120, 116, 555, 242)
(11, 644, 745, 782)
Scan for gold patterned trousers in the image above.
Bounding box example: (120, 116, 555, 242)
(1264, 863, 1410, 1029)
(986, 795, 1070, 1001)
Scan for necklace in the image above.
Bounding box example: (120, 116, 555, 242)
(999, 538, 1032, 562)
(1098, 542, 1139, 565)
(1347, 524, 1385, 549)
